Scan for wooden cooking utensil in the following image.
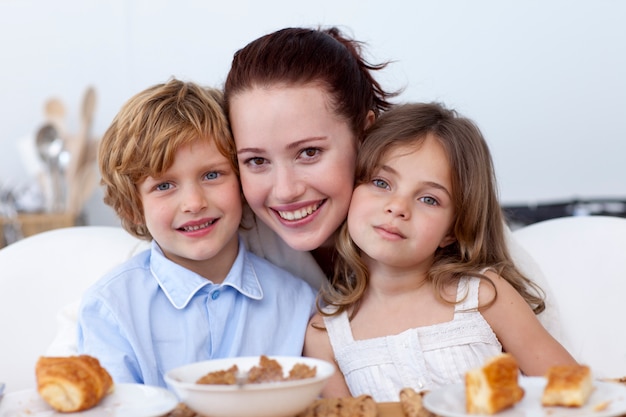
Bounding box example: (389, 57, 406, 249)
(44, 97, 67, 135)
(68, 162, 99, 215)
(66, 86, 97, 213)
(72, 86, 96, 174)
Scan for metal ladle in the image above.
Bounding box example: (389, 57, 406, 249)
(35, 123, 65, 212)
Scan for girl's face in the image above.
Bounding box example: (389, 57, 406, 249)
(138, 140, 242, 279)
(229, 84, 358, 251)
(348, 134, 456, 271)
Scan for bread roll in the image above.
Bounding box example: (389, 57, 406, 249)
(36, 355, 113, 412)
(465, 353, 525, 415)
(295, 395, 377, 417)
(400, 387, 436, 417)
(541, 364, 593, 407)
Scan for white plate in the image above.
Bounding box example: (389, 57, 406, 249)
(423, 377, 626, 417)
(0, 383, 178, 417)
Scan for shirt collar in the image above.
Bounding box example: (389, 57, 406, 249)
(149, 236, 263, 309)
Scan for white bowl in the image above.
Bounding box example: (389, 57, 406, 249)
(164, 356, 334, 417)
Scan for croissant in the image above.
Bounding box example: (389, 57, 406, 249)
(36, 355, 114, 412)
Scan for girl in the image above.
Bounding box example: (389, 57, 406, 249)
(303, 102, 576, 401)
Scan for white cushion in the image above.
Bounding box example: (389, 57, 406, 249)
(0, 226, 148, 393)
(513, 215, 626, 378)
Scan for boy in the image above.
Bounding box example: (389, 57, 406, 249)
(77, 79, 316, 388)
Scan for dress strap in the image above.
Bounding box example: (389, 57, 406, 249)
(322, 309, 355, 350)
(454, 276, 480, 311)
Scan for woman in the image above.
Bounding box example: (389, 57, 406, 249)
(224, 26, 395, 287)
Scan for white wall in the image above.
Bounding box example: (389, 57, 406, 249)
(1, 0, 624, 227)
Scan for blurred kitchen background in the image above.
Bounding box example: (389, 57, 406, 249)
(1, 0, 625, 246)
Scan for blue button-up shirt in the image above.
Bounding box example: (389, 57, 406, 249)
(77, 237, 316, 388)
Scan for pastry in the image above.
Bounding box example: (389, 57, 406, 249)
(400, 387, 436, 417)
(167, 403, 200, 417)
(465, 353, 525, 414)
(36, 355, 113, 412)
(295, 395, 377, 417)
(541, 364, 593, 407)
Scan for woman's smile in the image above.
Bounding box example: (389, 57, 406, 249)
(273, 200, 325, 222)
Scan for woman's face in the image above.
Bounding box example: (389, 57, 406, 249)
(229, 84, 358, 251)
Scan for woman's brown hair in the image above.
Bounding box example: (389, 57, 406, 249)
(224, 26, 397, 146)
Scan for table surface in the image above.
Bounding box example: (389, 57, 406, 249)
(165, 381, 626, 417)
(165, 402, 406, 417)
(378, 402, 404, 416)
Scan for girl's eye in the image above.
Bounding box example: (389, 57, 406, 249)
(372, 178, 389, 189)
(156, 182, 172, 191)
(204, 171, 219, 180)
(420, 196, 439, 206)
(299, 147, 320, 159)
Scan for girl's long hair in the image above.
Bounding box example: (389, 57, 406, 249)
(320, 102, 545, 318)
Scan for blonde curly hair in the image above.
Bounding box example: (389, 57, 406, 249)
(98, 78, 235, 240)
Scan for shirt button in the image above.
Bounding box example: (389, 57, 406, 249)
(211, 290, 220, 300)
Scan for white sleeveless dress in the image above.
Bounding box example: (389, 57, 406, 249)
(322, 276, 502, 402)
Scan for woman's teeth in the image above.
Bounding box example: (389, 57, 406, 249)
(277, 203, 320, 221)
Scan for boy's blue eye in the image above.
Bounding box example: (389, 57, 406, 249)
(205, 172, 219, 180)
(156, 183, 171, 191)
(421, 196, 438, 206)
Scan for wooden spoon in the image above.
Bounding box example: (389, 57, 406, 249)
(66, 86, 97, 211)
(75, 86, 96, 171)
(44, 97, 67, 135)
(68, 162, 99, 215)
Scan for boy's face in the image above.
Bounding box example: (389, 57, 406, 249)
(138, 139, 242, 281)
